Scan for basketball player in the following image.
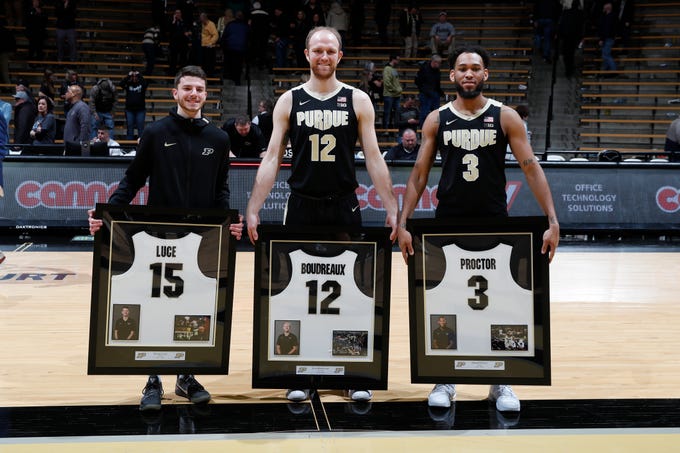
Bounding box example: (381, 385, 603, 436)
(246, 27, 399, 403)
(88, 65, 244, 411)
(275, 321, 299, 355)
(397, 46, 560, 412)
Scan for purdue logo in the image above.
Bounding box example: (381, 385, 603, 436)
(202, 148, 214, 156)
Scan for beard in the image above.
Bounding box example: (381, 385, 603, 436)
(454, 79, 484, 99)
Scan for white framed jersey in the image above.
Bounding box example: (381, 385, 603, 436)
(424, 242, 534, 357)
(108, 231, 218, 346)
(269, 248, 375, 362)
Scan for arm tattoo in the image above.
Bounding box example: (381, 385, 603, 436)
(522, 157, 535, 166)
(549, 216, 558, 225)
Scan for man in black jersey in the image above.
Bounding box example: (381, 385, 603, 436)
(88, 66, 244, 412)
(397, 46, 560, 413)
(246, 26, 399, 404)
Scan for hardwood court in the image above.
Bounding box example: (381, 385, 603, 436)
(1, 246, 679, 408)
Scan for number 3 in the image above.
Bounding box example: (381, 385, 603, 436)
(467, 275, 488, 310)
(462, 153, 479, 182)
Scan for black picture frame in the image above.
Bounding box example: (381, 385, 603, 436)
(252, 225, 392, 390)
(407, 216, 551, 385)
(88, 203, 238, 375)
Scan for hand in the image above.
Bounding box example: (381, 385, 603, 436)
(229, 214, 244, 240)
(398, 225, 414, 264)
(541, 222, 560, 263)
(246, 210, 260, 244)
(87, 209, 103, 235)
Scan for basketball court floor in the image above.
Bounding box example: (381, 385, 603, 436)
(1, 234, 679, 451)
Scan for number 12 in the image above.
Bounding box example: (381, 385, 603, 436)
(306, 280, 341, 315)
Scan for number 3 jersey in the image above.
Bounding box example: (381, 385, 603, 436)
(109, 231, 217, 345)
(425, 243, 533, 357)
(269, 249, 374, 361)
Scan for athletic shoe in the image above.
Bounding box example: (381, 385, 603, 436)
(286, 389, 310, 402)
(347, 389, 373, 402)
(427, 384, 456, 408)
(140, 375, 163, 411)
(488, 385, 520, 412)
(0, 251, 5, 265)
(175, 375, 211, 404)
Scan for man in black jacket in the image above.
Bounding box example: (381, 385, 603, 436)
(119, 71, 149, 140)
(13, 91, 37, 145)
(415, 54, 443, 127)
(222, 115, 266, 159)
(88, 66, 243, 411)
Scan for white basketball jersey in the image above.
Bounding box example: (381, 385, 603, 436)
(109, 231, 217, 346)
(269, 249, 374, 361)
(425, 243, 533, 356)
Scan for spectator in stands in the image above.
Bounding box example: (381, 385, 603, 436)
(120, 70, 149, 140)
(430, 11, 455, 57)
(59, 70, 84, 116)
(39, 69, 57, 106)
(399, 5, 422, 61)
(0, 98, 11, 127)
(177, 0, 197, 24)
(63, 85, 91, 145)
(326, 2, 349, 50)
(55, 0, 77, 63)
(384, 128, 419, 161)
(415, 54, 444, 127)
(375, 0, 392, 46)
(292, 10, 310, 69)
(252, 98, 274, 145)
(222, 115, 266, 158)
(615, 0, 635, 49)
(26, 0, 48, 62)
(168, 9, 191, 75)
(271, 6, 293, 68)
(90, 78, 117, 139)
(396, 95, 420, 138)
(533, 0, 560, 63)
(13, 91, 37, 145)
(0, 20, 15, 86)
(359, 61, 383, 107)
(304, 0, 325, 27)
(664, 117, 680, 162)
(15, 79, 35, 104)
(598, 2, 617, 73)
(30, 97, 56, 145)
(221, 10, 249, 85)
(507, 104, 530, 160)
(382, 54, 403, 131)
(248, 2, 271, 70)
(142, 24, 161, 75)
(349, 0, 365, 45)
(199, 12, 219, 77)
(558, 0, 585, 79)
(92, 127, 123, 156)
(216, 8, 234, 37)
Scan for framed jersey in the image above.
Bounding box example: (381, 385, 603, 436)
(407, 216, 551, 385)
(88, 203, 238, 374)
(252, 225, 392, 390)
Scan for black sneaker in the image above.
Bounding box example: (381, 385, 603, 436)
(175, 375, 211, 404)
(140, 375, 163, 411)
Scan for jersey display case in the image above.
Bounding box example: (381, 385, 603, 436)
(252, 225, 392, 390)
(88, 204, 238, 374)
(407, 216, 551, 385)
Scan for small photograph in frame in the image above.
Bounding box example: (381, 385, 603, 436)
(111, 304, 140, 341)
(173, 315, 212, 342)
(491, 325, 529, 352)
(430, 314, 457, 350)
(332, 330, 369, 357)
(274, 320, 300, 356)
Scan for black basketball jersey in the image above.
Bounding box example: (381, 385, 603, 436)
(436, 99, 509, 216)
(288, 84, 359, 198)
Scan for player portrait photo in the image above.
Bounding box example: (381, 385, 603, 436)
(491, 324, 529, 351)
(332, 330, 368, 356)
(173, 315, 212, 342)
(430, 314, 457, 350)
(111, 304, 140, 341)
(274, 320, 300, 355)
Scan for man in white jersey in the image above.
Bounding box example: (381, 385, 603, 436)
(246, 26, 399, 403)
(397, 46, 559, 413)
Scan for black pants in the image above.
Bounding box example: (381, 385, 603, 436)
(284, 192, 362, 228)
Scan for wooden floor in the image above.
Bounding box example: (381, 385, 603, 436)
(1, 247, 679, 407)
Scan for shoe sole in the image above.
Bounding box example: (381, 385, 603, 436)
(175, 390, 211, 404)
(427, 398, 452, 408)
(139, 403, 161, 411)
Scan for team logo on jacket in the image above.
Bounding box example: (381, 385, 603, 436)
(202, 148, 214, 156)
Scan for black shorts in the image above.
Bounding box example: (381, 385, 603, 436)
(284, 191, 362, 227)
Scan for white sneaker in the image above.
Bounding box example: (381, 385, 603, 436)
(348, 389, 373, 402)
(427, 384, 456, 408)
(286, 389, 310, 402)
(488, 385, 520, 412)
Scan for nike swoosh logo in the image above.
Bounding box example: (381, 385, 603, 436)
(446, 119, 458, 125)
(299, 100, 311, 106)
(164, 142, 177, 147)
(352, 205, 360, 212)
